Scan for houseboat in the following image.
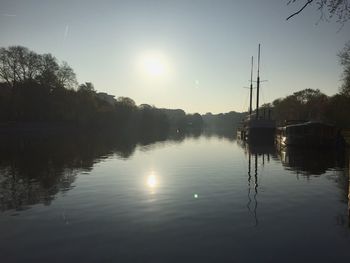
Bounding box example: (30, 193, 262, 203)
(275, 121, 337, 148)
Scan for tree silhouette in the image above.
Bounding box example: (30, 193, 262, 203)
(287, 0, 350, 24)
(57, 61, 78, 89)
(78, 82, 95, 93)
(0, 46, 40, 87)
(36, 53, 60, 90)
(0, 46, 77, 91)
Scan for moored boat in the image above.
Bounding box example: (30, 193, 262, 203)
(236, 44, 276, 144)
(245, 117, 276, 144)
(276, 121, 337, 148)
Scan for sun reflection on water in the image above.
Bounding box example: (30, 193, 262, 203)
(146, 172, 159, 189)
(146, 173, 158, 189)
(146, 172, 160, 195)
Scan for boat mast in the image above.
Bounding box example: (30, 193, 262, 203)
(249, 56, 253, 116)
(256, 44, 261, 120)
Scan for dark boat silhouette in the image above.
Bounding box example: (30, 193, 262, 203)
(237, 44, 275, 144)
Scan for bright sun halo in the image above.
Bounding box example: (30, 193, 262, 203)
(144, 57, 164, 76)
(140, 52, 167, 77)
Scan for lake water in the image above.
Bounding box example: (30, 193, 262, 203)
(0, 133, 349, 262)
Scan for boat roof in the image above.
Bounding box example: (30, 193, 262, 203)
(282, 121, 334, 129)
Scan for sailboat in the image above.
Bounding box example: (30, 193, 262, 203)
(237, 44, 276, 144)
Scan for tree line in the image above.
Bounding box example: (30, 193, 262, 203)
(0, 46, 209, 134)
(261, 42, 350, 128)
(3, 43, 347, 133)
(262, 88, 350, 127)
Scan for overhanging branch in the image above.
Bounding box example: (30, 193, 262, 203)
(286, 0, 314, 20)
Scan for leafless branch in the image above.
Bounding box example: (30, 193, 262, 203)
(287, 0, 315, 20)
(287, 0, 350, 24)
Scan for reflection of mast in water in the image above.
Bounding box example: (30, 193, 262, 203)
(253, 153, 259, 226)
(247, 153, 252, 215)
(246, 151, 259, 226)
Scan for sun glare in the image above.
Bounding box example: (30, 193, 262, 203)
(139, 52, 168, 77)
(147, 174, 158, 188)
(144, 57, 164, 76)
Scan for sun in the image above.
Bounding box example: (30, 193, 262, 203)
(139, 52, 168, 77)
(143, 57, 165, 76)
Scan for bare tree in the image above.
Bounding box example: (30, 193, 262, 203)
(287, 0, 350, 24)
(0, 46, 42, 87)
(36, 53, 60, 90)
(57, 61, 78, 90)
(0, 46, 77, 90)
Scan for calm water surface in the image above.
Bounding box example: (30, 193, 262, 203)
(0, 133, 349, 262)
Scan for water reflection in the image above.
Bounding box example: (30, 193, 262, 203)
(0, 130, 230, 212)
(146, 173, 158, 189)
(241, 142, 277, 227)
(1, 129, 349, 229)
(246, 152, 259, 226)
(278, 146, 345, 176)
(238, 139, 350, 228)
(276, 146, 349, 229)
(0, 131, 179, 212)
(278, 147, 349, 227)
(237, 139, 278, 161)
(1, 132, 350, 262)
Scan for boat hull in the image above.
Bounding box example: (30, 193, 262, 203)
(246, 127, 275, 144)
(237, 119, 276, 144)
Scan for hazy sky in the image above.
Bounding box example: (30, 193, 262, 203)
(1, 0, 349, 113)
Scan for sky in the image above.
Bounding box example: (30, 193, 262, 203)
(1, 0, 349, 114)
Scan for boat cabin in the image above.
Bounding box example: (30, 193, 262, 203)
(276, 121, 336, 147)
